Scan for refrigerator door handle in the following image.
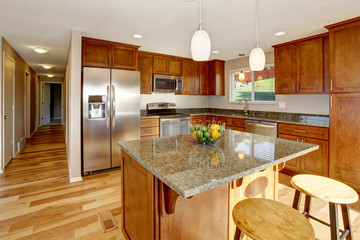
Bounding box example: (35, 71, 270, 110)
(106, 85, 110, 128)
(112, 84, 116, 128)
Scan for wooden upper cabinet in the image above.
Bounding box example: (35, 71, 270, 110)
(274, 34, 327, 94)
(82, 40, 112, 68)
(169, 58, 182, 75)
(206, 60, 225, 96)
(274, 45, 297, 94)
(297, 38, 324, 93)
(112, 45, 138, 70)
(153, 55, 168, 74)
(326, 18, 360, 93)
(82, 37, 139, 70)
(153, 55, 183, 75)
(197, 61, 208, 95)
(182, 59, 198, 95)
(138, 52, 153, 94)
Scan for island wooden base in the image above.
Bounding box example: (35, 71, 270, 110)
(121, 150, 284, 240)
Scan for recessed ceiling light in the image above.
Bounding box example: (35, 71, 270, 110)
(132, 34, 143, 39)
(42, 65, 52, 69)
(34, 47, 48, 54)
(274, 31, 286, 37)
(212, 50, 220, 54)
(47, 74, 54, 78)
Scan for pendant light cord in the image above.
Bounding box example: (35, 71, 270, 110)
(255, 0, 259, 47)
(199, 0, 203, 30)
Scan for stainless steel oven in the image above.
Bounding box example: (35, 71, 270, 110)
(160, 117, 190, 137)
(153, 74, 183, 93)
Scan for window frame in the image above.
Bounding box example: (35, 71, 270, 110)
(229, 63, 276, 104)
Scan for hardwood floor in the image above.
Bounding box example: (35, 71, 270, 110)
(0, 125, 358, 239)
(0, 125, 124, 240)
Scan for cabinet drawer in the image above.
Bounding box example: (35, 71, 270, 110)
(141, 134, 159, 139)
(214, 116, 231, 125)
(140, 127, 159, 137)
(228, 125, 245, 132)
(230, 118, 245, 128)
(140, 118, 159, 128)
(278, 123, 328, 140)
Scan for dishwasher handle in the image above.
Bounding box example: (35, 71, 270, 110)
(246, 122, 277, 129)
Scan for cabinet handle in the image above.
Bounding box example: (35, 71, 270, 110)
(301, 138, 304, 142)
(112, 57, 114, 66)
(108, 57, 111, 66)
(330, 95, 333, 108)
(294, 129, 306, 133)
(296, 138, 299, 142)
(293, 82, 295, 92)
(330, 79, 333, 91)
(297, 82, 299, 92)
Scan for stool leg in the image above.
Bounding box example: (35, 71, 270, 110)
(329, 202, 340, 240)
(341, 204, 353, 240)
(292, 189, 302, 210)
(234, 228, 244, 240)
(303, 195, 312, 219)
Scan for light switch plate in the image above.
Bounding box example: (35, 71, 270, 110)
(279, 102, 286, 109)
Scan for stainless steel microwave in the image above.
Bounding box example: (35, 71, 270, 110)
(153, 74, 183, 93)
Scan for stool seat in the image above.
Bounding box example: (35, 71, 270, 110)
(232, 198, 315, 240)
(291, 174, 359, 204)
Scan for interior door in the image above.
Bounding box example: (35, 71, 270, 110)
(42, 83, 51, 125)
(3, 54, 15, 168)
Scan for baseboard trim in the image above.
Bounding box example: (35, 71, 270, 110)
(69, 176, 83, 183)
(30, 130, 36, 137)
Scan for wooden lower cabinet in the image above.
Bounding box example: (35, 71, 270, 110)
(140, 118, 159, 138)
(329, 93, 360, 191)
(278, 131, 329, 176)
(121, 151, 281, 240)
(227, 125, 245, 131)
(190, 115, 208, 125)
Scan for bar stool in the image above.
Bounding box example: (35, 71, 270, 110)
(232, 198, 315, 240)
(291, 174, 359, 240)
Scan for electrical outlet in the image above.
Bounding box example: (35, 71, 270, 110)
(279, 102, 286, 109)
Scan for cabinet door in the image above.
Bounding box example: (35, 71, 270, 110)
(198, 61, 208, 95)
(329, 22, 360, 93)
(112, 45, 137, 70)
(207, 60, 225, 96)
(278, 134, 301, 172)
(138, 53, 153, 94)
(329, 93, 360, 190)
(82, 40, 111, 68)
(153, 55, 169, 74)
(182, 59, 199, 95)
(301, 137, 328, 176)
(297, 38, 324, 93)
(275, 45, 297, 94)
(228, 125, 245, 132)
(169, 58, 182, 76)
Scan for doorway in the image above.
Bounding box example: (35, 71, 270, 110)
(2, 52, 15, 169)
(25, 71, 31, 138)
(41, 83, 63, 125)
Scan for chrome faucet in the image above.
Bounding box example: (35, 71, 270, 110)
(238, 98, 249, 116)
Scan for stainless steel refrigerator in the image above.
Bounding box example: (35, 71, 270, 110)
(82, 67, 140, 173)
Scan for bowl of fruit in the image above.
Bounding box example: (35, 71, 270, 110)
(190, 121, 225, 144)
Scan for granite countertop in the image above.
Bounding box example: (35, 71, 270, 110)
(189, 112, 329, 127)
(140, 109, 329, 127)
(118, 130, 318, 198)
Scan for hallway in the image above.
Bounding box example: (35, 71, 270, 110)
(0, 125, 124, 240)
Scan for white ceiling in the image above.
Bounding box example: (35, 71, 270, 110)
(0, 0, 360, 78)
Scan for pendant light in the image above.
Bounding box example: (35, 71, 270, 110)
(191, 0, 211, 61)
(238, 53, 245, 81)
(249, 0, 265, 71)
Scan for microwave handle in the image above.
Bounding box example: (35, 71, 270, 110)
(175, 80, 178, 91)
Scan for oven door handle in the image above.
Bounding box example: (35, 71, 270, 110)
(160, 117, 190, 122)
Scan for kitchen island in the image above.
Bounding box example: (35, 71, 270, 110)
(118, 130, 318, 240)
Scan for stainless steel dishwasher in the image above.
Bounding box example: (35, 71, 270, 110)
(245, 120, 278, 137)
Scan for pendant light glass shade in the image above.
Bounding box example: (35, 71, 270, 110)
(191, 29, 211, 61)
(239, 71, 245, 80)
(249, 47, 265, 71)
(249, 0, 265, 71)
(191, 0, 211, 61)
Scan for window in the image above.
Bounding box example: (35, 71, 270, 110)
(230, 64, 275, 103)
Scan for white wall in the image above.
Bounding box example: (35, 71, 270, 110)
(209, 52, 329, 115)
(0, 36, 3, 173)
(66, 30, 82, 182)
(141, 94, 210, 109)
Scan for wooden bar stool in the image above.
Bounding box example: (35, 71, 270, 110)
(232, 198, 315, 240)
(291, 174, 359, 240)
